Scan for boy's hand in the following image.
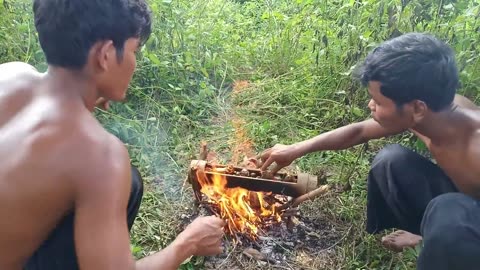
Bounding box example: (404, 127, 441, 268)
(175, 216, 225, 256)
(95, 97, 110, 110)
(259, 144, 301, 174)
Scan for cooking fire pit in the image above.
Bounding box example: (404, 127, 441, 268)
(187, 157, 329, 242)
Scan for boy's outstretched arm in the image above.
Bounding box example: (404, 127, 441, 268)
(260, 119, 406, 174)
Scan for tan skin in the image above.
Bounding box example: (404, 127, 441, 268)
(260, 81, 480, 251)
(0, 38, 225, 270)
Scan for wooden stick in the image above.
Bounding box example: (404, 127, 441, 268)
(277, 185, 330, 211)
(199, 141, 208, 160)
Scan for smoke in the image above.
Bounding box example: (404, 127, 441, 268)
(96, 106, 190, 199)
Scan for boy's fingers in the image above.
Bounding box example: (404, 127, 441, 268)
(270, 163, 282, 175)
(261, 157, 274, 172)
(207, 216, 226, 227)
(259, 148, 272, 162)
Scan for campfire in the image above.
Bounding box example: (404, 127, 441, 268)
(188, 146, 330, 243)
(193, 163, 282, 240)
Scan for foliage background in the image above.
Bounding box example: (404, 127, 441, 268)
(1, 0, 479, 269)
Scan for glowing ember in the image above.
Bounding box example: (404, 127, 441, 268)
(196, 167, 282, 240)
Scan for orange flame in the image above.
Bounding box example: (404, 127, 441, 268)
(197, 168, 281, 240)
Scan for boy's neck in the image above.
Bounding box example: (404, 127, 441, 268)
(413, 105, 469, 146)
(44, 66, 98, 112)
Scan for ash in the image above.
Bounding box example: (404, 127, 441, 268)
(190, 203, 341, 269)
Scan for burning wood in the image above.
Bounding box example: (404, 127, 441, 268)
(188, 159, 330, 242)
(277, 185, 331, 211)
(189, 160, 282, 241)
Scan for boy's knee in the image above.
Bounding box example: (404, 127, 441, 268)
(369, 144, 414, 180)
(427, 192, 471, 209)
(372, 144, 410, 167)
(419, 194, 480, 269)
(422, 193, 476, 246)
(423, 219, 458, 248)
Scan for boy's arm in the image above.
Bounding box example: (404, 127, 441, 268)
(72, 135, 224, 270)
(71, 137, 206, 270)
(261, 119, 406, 173)
(294, 119, 405, 154)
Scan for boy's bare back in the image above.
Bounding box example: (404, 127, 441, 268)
(0, 62, 129, 269)
(0, 1, 226, 269)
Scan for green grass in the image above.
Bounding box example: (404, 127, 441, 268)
(1, 0, 480, 269)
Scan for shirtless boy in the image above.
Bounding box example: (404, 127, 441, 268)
(0, 1, 224, 269)
(260, 33, 480, 269)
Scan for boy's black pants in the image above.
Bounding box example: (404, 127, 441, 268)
(24, 166, 143, 270)
(367, 144, 480, 270)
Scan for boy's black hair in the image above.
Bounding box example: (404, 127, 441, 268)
(33, 0, 152, 69)
(355, 33, 460, 112)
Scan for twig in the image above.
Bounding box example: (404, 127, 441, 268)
(277, 185, 330, 211)
(180, 176, 189, 198)
(271, 265, 295, 270)
(199, 201, 219, 216)
(217, 240, 239, 269)
(164, 152, 180, 169)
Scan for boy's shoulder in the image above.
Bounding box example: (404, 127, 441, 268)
(0, 62, 39, 78)
(64, 116, 131, 188)
(29, 110, 132, 200)
(0, 62, 42, 92)
(63, 121, 132, 205)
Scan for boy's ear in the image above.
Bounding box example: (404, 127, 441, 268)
(96, 40, 116, 72)
(412, 100, 428, 123)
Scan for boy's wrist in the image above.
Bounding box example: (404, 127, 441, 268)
(293, 141, 310, 158)
(171, 236, 196, 260)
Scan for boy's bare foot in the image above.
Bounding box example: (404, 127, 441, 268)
(381, 230, 422, 252)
